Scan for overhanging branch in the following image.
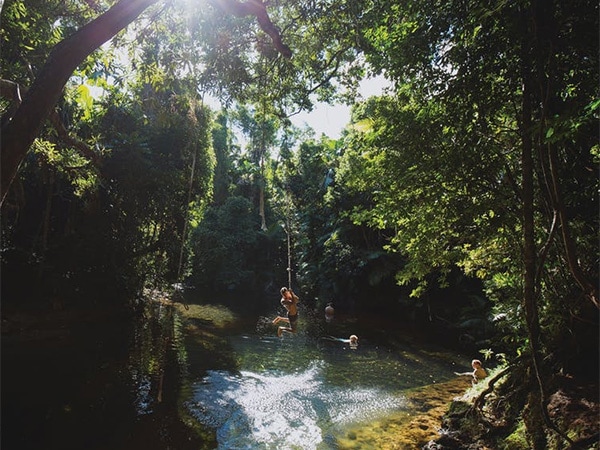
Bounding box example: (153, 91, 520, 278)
(1, 79, 101, 166)
(210, 0, 292, 58)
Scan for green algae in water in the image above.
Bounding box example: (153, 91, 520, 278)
(175, 303, 237, 328)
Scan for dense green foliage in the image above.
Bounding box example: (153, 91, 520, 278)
(1, 0, 217, 304)
(348, 0, 599, 363)
(1, 0, 597, 447)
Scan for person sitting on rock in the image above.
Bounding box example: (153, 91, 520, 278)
(455, 359, 488, 383)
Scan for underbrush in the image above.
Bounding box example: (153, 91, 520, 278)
(427, 365, 599, 450)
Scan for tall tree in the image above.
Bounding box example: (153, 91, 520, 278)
(1, 0, 292, 204)
(233, 104, 279, 230)
(340, 0, 598, 445)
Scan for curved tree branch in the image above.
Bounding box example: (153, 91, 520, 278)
(1, 0, 292, 206)
(0, 78, 24, 126)
(472, 366, 511, 412)
(211, 0, 292, 58)
(535, 209, 558, 286)
(47, 110, 102, 166)
(1, 79, 101, 166)
(1, 0, 161, 205)
(547, 142, 599, 308)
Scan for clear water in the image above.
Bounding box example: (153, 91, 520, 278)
(185, 326, 462, 449)
(1, 301, 466, 450)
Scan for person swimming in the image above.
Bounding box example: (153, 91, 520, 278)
(348, 334, 358, 349)
(321, 334, 359, 349)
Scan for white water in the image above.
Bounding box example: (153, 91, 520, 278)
(187, 361, 405, 450)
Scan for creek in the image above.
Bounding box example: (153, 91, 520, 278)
(1, 296, 472, 449)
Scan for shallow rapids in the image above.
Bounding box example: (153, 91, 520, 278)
(187, 363, 404, 449)
(186, 332, 462, 449)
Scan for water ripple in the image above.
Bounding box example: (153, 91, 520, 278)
(186, 362, 404, 449)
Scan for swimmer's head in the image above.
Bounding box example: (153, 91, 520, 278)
(349, 335, 358, 344)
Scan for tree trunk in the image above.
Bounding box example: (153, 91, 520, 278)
(259, 182, 267, 231)
(1, 0, 160, 205)
(41, 172, 55, 254)
(520, 3, 547, 448)
(524, 389, 547, 450)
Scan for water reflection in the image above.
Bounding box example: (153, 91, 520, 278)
(1, 297, 465, 449)
(187, 363, 404, 450)
(0, 300, 207, 450)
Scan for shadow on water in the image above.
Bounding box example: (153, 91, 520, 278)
(2, 295, 471, 450)
(1, 300, 229, 450)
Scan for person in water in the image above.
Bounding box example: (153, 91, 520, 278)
(321, 334, 359, 349)
(455, 359, 488, 383)
(272, 287, 300, 337)
(324, 303, 335, 323)
(348, 334, 359, 349)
